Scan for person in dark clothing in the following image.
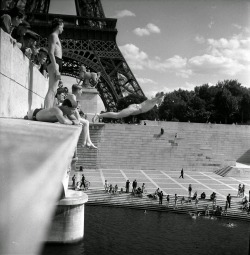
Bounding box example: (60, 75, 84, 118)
(227, 194, 231, 208)
(126, 180, 130, 193)
(179, 168, 184, 178)
(0, 7, 24, 35)
(72, 174, 76, 187)
(80, 174, 85, 188)
(159, 191, 163, 205)
(132, 179, 137, 193)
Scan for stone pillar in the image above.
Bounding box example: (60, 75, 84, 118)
(77, 88, 99, 121)
(47, 190, 88, 243)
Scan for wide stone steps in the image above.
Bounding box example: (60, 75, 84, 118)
(214, 166, 233, 177)
(82, 189, 250, 222)
(76, 122, 250, 171)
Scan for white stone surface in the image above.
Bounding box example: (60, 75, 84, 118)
(0, 28, 48, 118)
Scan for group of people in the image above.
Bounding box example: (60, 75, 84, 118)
(72, 174, 90, 190)
(0, 7, 48, 76)
(1, 10, 166, 153)
(237, 184, 245, 197)
(104, 180, 119, 194)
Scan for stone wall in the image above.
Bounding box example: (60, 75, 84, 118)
(0, 28, 48, 118)
(77, 122, 250, 171)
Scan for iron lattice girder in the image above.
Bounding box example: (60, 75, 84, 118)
(38, 36, 145, 111)
(1, 0, 105, 17)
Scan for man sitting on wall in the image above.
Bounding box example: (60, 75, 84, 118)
(26, 97, 80, 125)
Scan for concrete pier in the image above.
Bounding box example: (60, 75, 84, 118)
(47, 190, 88, 243)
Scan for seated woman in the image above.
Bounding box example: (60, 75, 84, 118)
(200, 192, 206, 199)
(192, 191, 197, 200)
(210, 192, 216, 201)
(242, 196, 248, 205)
(92, 92, 165, 122)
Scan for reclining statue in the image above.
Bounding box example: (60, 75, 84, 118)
(77, 65, 101, 88)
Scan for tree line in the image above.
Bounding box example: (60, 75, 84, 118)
(103, 80, 250, 124)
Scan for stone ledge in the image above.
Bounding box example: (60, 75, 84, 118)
(58, 190, 88, 205)
(0, 118, 82, 255)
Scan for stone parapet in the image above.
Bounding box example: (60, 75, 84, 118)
(0, 118, 82, 255)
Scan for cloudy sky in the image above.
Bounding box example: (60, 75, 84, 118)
(50, 0, 250, 101)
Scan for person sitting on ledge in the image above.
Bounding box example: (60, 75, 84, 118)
(192, 191, 197, 200)
(92, 92, 165, 122)
(68, 84, 97, 149)
(26, 97, 80, 126)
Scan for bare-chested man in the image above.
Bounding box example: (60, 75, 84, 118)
(44, 18, 64, 109)
(92, 92, 165, 122)
(27, 97, 80, 126)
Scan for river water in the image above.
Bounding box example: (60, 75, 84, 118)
(42, 205, 250, 255)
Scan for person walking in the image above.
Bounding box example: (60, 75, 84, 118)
(80, 174, 85, 189)
(179, 168, 184, 178)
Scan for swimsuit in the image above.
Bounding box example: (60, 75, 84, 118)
(32, 108, 43, 121)
(48, 56, 62, 72)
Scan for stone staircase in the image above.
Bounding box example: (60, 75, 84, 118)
(83, 189, 250, 222)
(76, 122, 250, 172)
(214, 166, 233, 177)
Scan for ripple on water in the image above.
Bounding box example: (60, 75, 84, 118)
(42, 206, 250, 255)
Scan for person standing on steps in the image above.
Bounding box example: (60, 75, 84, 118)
(227, 193, 231, 208)
(126, 180, 130, 193)
(72, 174, 76, 188)
(188, 184, 192, 199)
(44, 18, 64, 108)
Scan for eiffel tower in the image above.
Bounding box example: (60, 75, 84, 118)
(0, 0, 145, 111)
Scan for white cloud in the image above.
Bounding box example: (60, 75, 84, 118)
(147, 23, 161, 33)
(133, 23, 161, 36)
(119, 44, 148, 70)
(133, 27, 150, 36)
(119, 44, 192, 78)
(189, 32, 250, 76)
(233, 23, 242, 30)
(136, 77, 157, 85)
(112, 10, 135, 19)
(195, 35, 205, 44)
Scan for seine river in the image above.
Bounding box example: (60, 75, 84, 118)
(42, 206, 250, 255)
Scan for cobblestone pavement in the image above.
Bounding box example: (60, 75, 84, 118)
(70, 169, 250, 200)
